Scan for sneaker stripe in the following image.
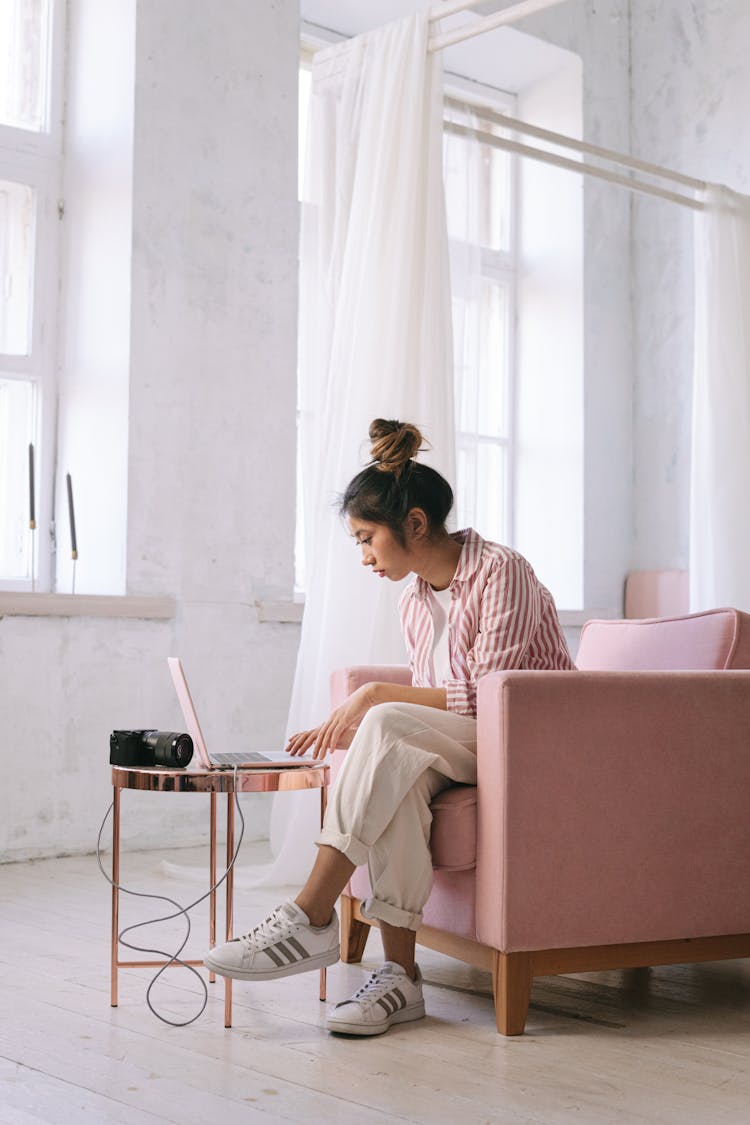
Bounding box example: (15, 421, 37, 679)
(376, 998, 394, 1016)
(263, 946, 285, 968)
(286, 936, 310, 959)
(392, 987, 407, 1009)
(274, 941, 299, 964)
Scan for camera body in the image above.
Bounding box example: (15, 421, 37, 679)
(110, 729, 194, 769)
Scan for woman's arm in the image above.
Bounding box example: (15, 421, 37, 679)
(286, 681, 447, 760)
(368, 681, 447, 711)
(445, 556, 542, 716)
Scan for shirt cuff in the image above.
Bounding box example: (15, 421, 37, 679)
(444, 679, 477, 717)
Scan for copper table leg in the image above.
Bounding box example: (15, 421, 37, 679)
(320, 782, 328, 1002)
(208, 791, 216, 984)
(111, 786, 120, 1007)
(224, 790, 235, 1028)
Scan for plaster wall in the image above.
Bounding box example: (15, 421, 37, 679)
(507, 0, 633, 613)
(629, 0, 750, 570)
(0, 0, 301, 862)
(484, 0, 750, 600)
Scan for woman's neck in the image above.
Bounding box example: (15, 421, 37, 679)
(413, 533, 463, 591)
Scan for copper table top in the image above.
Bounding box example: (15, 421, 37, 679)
(111, 762, 329, 794)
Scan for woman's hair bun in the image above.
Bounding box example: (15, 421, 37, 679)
(369, 419, 425, 478)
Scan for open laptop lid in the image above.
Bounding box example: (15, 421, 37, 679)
(167, 656, 314, 768)
(167, 657, 212, 768)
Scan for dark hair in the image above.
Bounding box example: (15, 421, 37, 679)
(339, 419, 453, 544)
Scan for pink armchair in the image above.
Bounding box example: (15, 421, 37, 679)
(330, 607, 750, 1035)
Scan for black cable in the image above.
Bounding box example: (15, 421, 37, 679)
(96, 765, 245, 1026)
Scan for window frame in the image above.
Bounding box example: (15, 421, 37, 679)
(0, 0, 65, 591)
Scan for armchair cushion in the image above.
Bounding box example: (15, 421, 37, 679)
(576, 607, 750, 671)
(429, 785, 477, 870)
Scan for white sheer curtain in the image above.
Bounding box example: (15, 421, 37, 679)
(690, 184, 750, 613)
(266, 12, 456, 883)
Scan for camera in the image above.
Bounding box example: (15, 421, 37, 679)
(110, 729, 194, 769)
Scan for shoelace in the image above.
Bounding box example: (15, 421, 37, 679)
(240, 907, 292, 948)
(351, 969, 402, 1007)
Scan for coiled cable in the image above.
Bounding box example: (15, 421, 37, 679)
(96, 765, 245, 1027)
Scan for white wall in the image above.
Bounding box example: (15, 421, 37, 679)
(457, 0, 750, 604)
(629, 0, 750, 571)
(513, 0, 633, 614)
(515, 60, 584, 608)
(0, 0, 301, 862)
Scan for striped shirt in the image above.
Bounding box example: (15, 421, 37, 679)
(399, 528, 575, 717)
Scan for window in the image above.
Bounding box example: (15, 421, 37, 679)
(296, 57, 517, 589)
(443, 91, 517, 545)
(0, 0, 63, 590)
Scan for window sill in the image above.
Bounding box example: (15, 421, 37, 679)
(0, 595, 616, 627)
(255, 598, 305, 624)
(253, 601, 620, 627)
(558, 608, 620, 626)
(0, 593, 176, 620)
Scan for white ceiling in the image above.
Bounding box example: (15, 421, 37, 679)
(299, 1, 579, 94)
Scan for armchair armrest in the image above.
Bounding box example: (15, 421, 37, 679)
(475, 669, 750, 954)
(330, 665, 412, 709)
(327, 666, 412, 775)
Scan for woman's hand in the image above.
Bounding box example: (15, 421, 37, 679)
(285, 684, 377, 760)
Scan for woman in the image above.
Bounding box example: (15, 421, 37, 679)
(205, 419, 575, 1035)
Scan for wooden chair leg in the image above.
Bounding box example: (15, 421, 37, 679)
(339, 894, 370, 963)
(492, 951, 533, 1035)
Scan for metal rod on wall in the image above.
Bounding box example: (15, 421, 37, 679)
(445, 97, 707, 193)
(429, 0, 571, 53)
(443, 120, 705, 211)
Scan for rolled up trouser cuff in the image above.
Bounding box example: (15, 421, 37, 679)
(316, 827, 369, 869)
(361, 895, 422, 932)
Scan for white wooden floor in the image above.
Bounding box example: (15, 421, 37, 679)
(2, 842, 750, 1124)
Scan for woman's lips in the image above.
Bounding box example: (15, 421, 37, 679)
(374, 568, 386, 577)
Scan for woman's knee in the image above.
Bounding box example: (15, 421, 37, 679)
(357, 701, 424, 739)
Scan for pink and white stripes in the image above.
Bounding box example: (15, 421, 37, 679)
(399, 528, 575, 716)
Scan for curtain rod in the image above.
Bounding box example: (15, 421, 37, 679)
(444, 121, 705, 211)
(429, 0, 570, 53)
(445, 97, 707, 193)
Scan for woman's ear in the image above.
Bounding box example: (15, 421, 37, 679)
(406, 507, 429, 539)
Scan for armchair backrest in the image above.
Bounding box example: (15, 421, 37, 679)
(576, 608, 750, 671)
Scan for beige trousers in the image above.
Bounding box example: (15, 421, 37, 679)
(317, 701, 478, 930)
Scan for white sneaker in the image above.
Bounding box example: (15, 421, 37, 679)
(203, 900, 339, 981)
(327, 962, 426, 1036)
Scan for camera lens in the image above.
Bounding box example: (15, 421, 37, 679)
(142, 731, 193, 768)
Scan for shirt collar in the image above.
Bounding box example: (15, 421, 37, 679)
(408, 527, 485, 602)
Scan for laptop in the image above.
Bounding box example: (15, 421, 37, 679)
(167, 657, 314, 769)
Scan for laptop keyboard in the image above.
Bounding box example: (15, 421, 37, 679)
(210, 752, 270, 765)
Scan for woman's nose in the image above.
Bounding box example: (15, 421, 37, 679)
(361, 546, 374, 566)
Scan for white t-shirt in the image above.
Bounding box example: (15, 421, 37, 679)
(428, 585, 453, 686)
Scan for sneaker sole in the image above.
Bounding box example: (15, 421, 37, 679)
(203, 946, 340, 981)
(327, 999, 425, 1036)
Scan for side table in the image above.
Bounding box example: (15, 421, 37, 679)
(110, 763, 330, 1027)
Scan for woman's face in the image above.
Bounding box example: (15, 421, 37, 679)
(346, 517, 415, 582)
